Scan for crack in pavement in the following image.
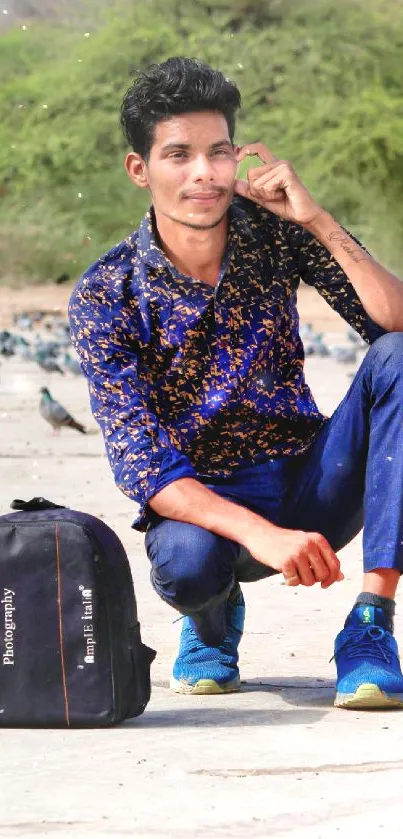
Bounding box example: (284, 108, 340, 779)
(191, 758, 403, 776)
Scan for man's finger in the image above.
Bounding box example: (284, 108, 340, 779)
(234, 179, 251, 198)
(250, 168, 286, 191)
(283, 561, 301, 587)
(234, 178, 275, 210)
(296, 559, 316, 587)
(237, 142, 278, 167)
(321, 569, 344, 589)
(247, 163, 279, 183)
(316, 537, 343, 587)
(248, 171, 286, 202)
(257, 190, 284, 203)
(285, 572, 300, 587)
(304, 548, 330, 584)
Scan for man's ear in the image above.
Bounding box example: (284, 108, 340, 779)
(125, 152, 149, 189)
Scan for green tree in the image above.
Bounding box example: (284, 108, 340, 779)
(1, 0, 403, 284)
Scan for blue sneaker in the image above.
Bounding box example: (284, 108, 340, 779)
(334, 604, 403, 709)
(170, 586, 245, 695)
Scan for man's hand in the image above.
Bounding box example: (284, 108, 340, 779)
(148, 478, 343, 590)
(235, 142, 324, 227)
(244, 521, 344, 589)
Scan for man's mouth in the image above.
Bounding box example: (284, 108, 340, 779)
(186, 192, 223, 204)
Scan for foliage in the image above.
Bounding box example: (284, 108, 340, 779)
(1, 0, 403, 284)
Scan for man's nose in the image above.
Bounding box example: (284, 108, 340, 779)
(193, 155, 214, 180)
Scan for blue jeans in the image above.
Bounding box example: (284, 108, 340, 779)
(145, 333, 403, 642)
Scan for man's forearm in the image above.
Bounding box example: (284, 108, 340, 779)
(306, 210, 403, 332)
(147, 477, 278, 546)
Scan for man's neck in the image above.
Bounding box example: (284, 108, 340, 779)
(153, 207, 229, 287)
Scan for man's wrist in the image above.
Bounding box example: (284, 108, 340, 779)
(304, 210, 369, 264)
(303, 208, 334, 238)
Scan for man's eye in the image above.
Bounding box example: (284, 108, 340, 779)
(213, 149, 228, 155)
(170, 152, 186, 159)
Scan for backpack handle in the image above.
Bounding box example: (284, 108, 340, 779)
(11, 497, 66, 512)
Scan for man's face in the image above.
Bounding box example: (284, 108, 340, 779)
(143, 111, 238, 230)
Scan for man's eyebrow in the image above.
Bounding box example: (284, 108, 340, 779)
(161, 143, 191, 153)
(160, 139, 233, 153)
(210, 140, 233, 149)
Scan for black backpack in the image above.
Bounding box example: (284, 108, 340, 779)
(0, 497, 156, 727)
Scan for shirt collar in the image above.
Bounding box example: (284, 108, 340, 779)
(135, 198, 256, 273)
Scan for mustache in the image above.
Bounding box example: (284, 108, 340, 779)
(182, 186, 228, 198)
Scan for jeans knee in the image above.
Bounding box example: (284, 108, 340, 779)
(364, 333, 403, 391)
(145, 518, 236, 611)
(368, 332, 403, 366)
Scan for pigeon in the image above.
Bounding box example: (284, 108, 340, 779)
(300, 322, 314, 341)
(63, 352, 83, 375)
(39, 387, 86, 434)
(35, 349, 64, 375)
(37, 356, 64, 374)
(312, 333, 331, 357)
(346, 325, 365, 347)
(330, 346, 357, 364)
(14, 335, 32, 360)
(304, 333, 330, 357)
(0, 330, 16, 357)
(13, 312, 32, 330)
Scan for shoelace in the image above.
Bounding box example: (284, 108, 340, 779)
(172, 614, 185, 625)
(330, 626, 392, 664)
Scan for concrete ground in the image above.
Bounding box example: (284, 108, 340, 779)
(1, 316, 402, 838)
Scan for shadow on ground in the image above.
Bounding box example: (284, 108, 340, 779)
(128, 706, 327, 727)
(126, 677, 336, 727)
(242, 676, 336, 707)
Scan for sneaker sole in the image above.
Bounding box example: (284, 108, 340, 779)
(335, 683, 403, 709)
(170, 675, 241, 695)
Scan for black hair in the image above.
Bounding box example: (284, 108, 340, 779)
(120, 56, 241, 160)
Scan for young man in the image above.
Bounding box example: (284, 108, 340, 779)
(69, 57, 403, 709)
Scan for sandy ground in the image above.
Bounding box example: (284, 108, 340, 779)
(1, 285, 402, 839)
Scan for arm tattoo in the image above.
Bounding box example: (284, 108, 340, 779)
(328, 230, 367, 263)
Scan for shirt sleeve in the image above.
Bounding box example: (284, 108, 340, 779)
(68, 272, 197, 532)
(285, 220, 387, 344)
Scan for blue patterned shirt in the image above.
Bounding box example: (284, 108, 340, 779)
(68, 197, 385, 531)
